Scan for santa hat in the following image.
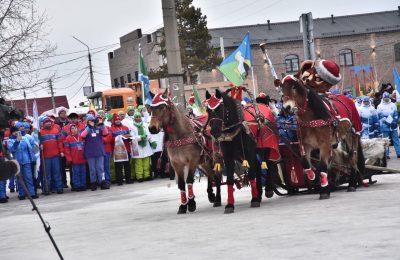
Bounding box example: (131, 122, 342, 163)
(188, 93, 195, 105)
(314, 59, 342, 86)
(207, 95, 222, 110)
(151, 93, 169, 107)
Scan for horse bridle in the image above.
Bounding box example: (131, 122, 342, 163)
(208, 102, 243, 133)
(282, 80, 309, 116)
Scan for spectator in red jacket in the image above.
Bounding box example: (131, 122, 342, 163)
(39, 117, 64, 194)
(110, 114, 133, 185)
(64, 124, 86, 191)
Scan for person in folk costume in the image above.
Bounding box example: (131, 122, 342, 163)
(8, 123, 38, 199)
(358, 96, 380, 139)
(110, 114, 133, 185)
(2, 122, 17, 193)
(130, 111, 156, 182)
(377, 92, 400, 159)
(137, 105, 150, 123)
(39, 117, 64, 195)
(355, 96, 363, 109)
(64, 124, 87, 191)
(122, 106, 136, 130)
(117, 110, 125, 121)
(81, 114, 109, 190)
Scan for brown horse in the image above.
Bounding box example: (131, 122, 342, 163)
(277, 75, 364, 199)
(148, 88, 220, 214)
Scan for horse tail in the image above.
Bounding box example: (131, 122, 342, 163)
(356, 136, 366, 186)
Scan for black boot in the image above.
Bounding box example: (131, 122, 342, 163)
(90, 183, 97, 191)
(0, 198, 8, 203)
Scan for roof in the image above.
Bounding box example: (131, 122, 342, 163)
(6, 96, 69, 116)
(209, 10, 400, 48)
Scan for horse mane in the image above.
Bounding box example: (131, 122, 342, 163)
(306, 88, 331, 120)
(221, 92, 243, 125)
(169, 103, 193, 134)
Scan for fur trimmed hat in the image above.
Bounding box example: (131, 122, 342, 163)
(314, 59, 342, 86)
(151, 93, 169, 107)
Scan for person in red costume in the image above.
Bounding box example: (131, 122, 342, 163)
(64, 124, 87, 191)
(110, 114, 133, 185)
(39, 117, 64, 194)
(227, 83, 244, 101)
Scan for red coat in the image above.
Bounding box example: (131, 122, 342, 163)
(110, 125, 131, 153)
(61, 122, 86, 139)
(40, 125, 63, 159)
(103, 126, 113, 153)
(64, 134, 86, 164)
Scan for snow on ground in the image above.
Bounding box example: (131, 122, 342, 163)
(1, 158, 400, 260)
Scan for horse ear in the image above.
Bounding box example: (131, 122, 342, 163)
(298, 60, 313, 77)
(215, 89, 221, 99)
(205, 90, 211, 100)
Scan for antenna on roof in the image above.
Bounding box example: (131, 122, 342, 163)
(267, 20, 271, 30)
(331, 14, 335, 24)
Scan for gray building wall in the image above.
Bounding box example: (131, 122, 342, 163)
(108, 29, 162, 88)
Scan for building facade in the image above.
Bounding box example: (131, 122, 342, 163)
(108, 9, 400, 99)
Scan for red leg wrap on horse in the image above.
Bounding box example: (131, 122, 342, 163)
(320, 172, 328, 187)
(180, 191, 187, 205)
(187, 184, 194, 199)
(227, 185, 235, 205)
(305, 168, 315, 181)
(250, 179, 258, 198)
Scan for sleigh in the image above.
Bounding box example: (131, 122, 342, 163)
(275, 137, 399, 195)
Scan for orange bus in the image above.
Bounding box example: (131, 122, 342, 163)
(87, 88, 137, 114)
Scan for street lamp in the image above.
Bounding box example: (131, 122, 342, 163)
(72, 36, 95, 93)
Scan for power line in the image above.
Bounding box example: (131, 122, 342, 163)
(68, 74, 89, 101)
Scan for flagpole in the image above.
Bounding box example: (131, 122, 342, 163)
(251, 67, 256, 96)
(138, 44, 145, 106)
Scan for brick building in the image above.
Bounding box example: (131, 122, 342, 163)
(108, 9, 400, 99)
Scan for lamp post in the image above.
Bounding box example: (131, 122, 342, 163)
(72, 36, 95, 93)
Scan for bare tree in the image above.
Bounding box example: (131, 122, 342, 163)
(0, 0, 55, 95)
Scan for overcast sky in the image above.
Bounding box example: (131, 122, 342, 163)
(10, 0, 398, 107)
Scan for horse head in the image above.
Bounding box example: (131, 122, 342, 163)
(276, 75, 307, 115)
(206, 89, 241, 139)
(148, 88, 172, 134)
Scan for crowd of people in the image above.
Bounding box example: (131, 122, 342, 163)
(0, 106, 171, 203)
(1, 81, 399, 204)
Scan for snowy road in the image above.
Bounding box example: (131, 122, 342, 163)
(1, 159, 400, 260)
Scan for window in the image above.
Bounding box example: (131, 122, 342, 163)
(120, 76, 125, 87)
(109, 96, 124, 109)
(395, 43, 400, 62)
(147, 34, 152, 43)
(285, 54, 299, 73)
(127, 73, 132, 83)
(113, 78, 119, 88)
(339, 49, 353, 66)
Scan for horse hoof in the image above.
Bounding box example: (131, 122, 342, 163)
(213, 201, 222, 207)
(347, 186, 356, 192)
(265, 190, 274, 198)
(224, 204, 235, 214)
(188, 198, 196, 212)
(208, 193, 216, 203)
(177, 204, 187, 214)
(250, 198, 260, 208)
(319, 193, 330, 200)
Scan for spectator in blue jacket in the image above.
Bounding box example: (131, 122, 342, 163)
(358, 96, 380, 139)
(7, 124, 38, 200)
(277, 109, 297, 143)
(377, 92, 400, 158)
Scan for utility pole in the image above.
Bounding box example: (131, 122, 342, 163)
(49, 79, 56, 114)
(162, 0, 185, 109)
(73, 36, 95, 93)
(23, 90, 29, 117)
(300, 12, 316, 60)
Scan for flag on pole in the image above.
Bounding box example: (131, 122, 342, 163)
(32, 100, 39, 130)
(393, 67, 400, 103)
(192, 85, 206, 115)
(138, 46, 152, 105)
(218, 32, 252, 86)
